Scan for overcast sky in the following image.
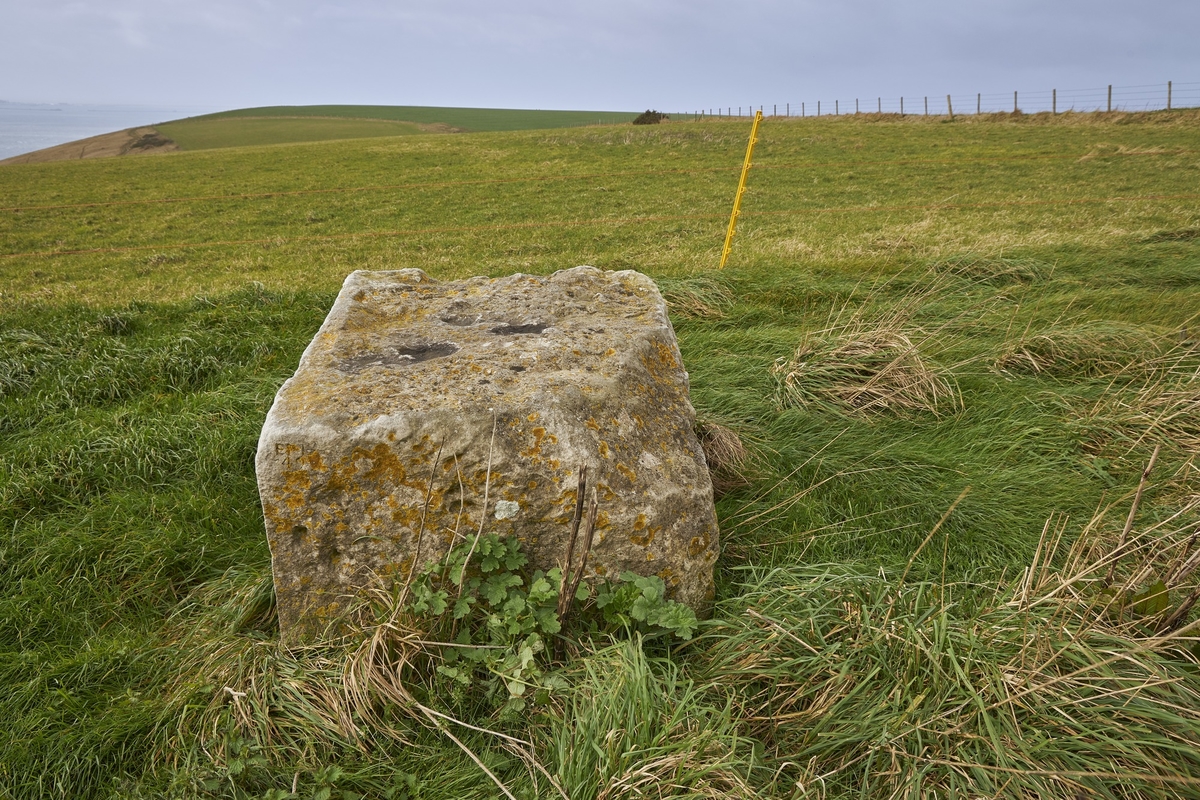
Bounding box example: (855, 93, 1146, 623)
(2, 0, 1197, 113)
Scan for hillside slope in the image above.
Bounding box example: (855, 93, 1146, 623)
(1, 104, 642, 164)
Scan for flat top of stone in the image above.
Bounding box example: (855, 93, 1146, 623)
(273, 266, 671, 426)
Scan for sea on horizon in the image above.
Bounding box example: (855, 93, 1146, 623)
(0, 101, 220, 161)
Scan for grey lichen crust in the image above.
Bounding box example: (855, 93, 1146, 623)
(256, 266, 718, 639)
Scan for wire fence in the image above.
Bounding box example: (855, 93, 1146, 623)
(693, 81, 1199, 119)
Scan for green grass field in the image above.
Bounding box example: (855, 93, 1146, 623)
(189, 104, 642, 131)
(155, 117, 430, 151)
(152, 105, 642, 151)
(2, 109, 1200, 798)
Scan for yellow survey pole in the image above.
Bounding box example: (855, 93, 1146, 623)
(719, 109, 763, 269)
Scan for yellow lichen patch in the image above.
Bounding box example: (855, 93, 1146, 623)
(313, 601, 340, 617)
(688, 531, 711, 557)
(631, 521, 661, 547)
(390, 505, 423, 530)
(472, 468, 502, 485)
(598, 441, 610, 458)
(277, 475, 315, 514)
(521, 426, 556, 458)
(361, 443, 407, 487)
(615, 462, 637, 483)
(282, 468, 313, 494)
(298, 449, 326, 471)
(527, 412, 539, 422)
(323, 456, 358, 495)
(586, 417, 600, 431)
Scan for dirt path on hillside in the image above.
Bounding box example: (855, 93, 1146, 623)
(0, 126, 178, 166)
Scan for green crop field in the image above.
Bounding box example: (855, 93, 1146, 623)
(151, 105, 643, 152)
(155, 117, 430, 152)
(190, 104, 642, 131)
(2, 110, 1200, 798)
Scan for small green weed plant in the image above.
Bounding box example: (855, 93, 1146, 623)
(401, 533, 698, 719)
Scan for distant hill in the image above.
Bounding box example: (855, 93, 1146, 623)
(186, 105, 639, 133)
(2, 104, 640, 164)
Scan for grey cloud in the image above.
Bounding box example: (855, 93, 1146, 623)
(0, 0, 1194, 109)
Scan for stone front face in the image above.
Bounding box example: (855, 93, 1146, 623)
(256, 266, 718, 639)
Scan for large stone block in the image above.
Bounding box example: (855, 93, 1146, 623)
(256, 266, 718, 639)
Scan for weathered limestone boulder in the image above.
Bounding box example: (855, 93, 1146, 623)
(256, 266, 718, 639)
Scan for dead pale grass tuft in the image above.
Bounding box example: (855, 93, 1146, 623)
(771, 272, 968, 417)
(657, 275, 735, 319)
(1075, 346, 1200, 456)
(159, 574, 419, 757)
(695, 419, 752, 497)
(932, 253, 1049, 284)
(698, 480, 1200, 798)
(1144, 226, 1200, 243)
(995, 319, 1162, 376)
(158, 576, 544, 798)
(772, 321, 959, 417)
(1078, 142, 1193, 162)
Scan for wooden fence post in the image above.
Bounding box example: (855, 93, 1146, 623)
(924, 96, 928, 116)
(835, 100, 839, 115)
(856, 98, 860, 114)
(802, 102, 805, 117)
(1052, 88, 1056, 114)
(947, 94, 954, 119)
(1107, 85, 1112, 112)
(1168, 81, 1173, 110)
(1014, 91, 1018, 113)
(817, 101, 821, 116)
(878, 97, 881, 113)
(900, 97, 904, 115)
(977, 93, 981, 114)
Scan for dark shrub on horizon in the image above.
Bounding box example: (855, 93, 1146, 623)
(633, 109, 669, 125)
